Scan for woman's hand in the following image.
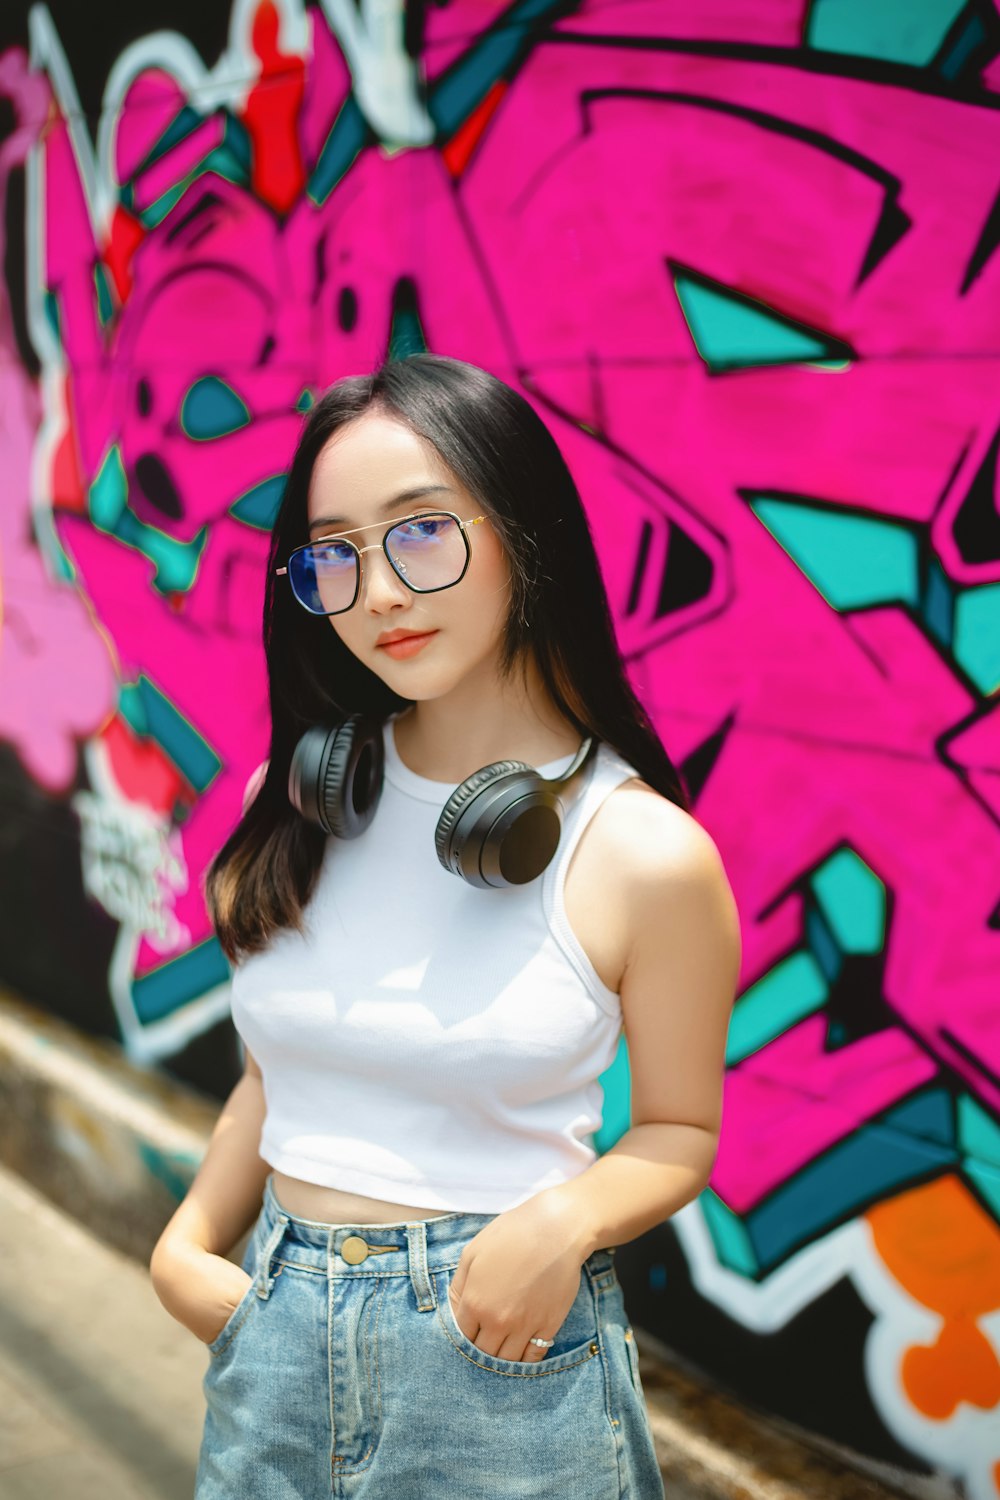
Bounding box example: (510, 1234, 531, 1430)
(446, 1191, 591, 1362)
(150, 1240, 254, 1346)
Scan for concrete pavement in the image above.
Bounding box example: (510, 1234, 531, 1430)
(0, 1160, 208, 1499)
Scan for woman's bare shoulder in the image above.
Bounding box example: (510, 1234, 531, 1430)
(593, 775, 723, 885)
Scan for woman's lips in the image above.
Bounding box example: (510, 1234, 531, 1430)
(376, 630, 439, 659)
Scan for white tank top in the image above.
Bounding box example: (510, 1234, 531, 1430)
(229, 712, 642, 1212)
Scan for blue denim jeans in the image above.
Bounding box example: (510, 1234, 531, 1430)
(195, 1172, 664, 1498)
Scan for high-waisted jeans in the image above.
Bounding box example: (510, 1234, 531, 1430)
(194, 1172, 665, 1498)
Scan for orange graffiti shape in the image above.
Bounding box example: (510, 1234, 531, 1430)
(867, 1175, 1000, 1420)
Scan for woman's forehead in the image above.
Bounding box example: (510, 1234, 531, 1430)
(308, 419, 457, 525)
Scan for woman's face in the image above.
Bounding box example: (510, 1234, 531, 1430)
(305, 411, 513, 698)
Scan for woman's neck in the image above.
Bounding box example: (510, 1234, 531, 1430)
(392, 654, 582, 783)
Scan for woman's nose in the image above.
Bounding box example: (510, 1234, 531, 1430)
(359, 546, 411, 612)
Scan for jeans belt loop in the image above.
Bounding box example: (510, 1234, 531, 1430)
(256, 1212, 290, 1300)
(405, 1220, 435, 1312)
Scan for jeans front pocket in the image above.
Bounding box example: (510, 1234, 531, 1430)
(435, 1263, 602, 1377)
(207, 1221, 267, 1360)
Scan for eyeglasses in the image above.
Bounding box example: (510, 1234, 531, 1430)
(276, 510, 487, 616)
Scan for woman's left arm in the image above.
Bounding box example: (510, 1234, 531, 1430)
(445, 797, 742, 1360)
(548, 800, 743, 1259)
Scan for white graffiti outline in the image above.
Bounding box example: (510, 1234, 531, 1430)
(676, 1196, 1000, 1496)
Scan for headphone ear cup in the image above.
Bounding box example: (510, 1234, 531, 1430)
(436, 761, 561, 887)
(288, 716, 384, 837)
(435, 761, 532, 877)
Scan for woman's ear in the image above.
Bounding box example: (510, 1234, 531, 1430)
(242, 760, 269, 815)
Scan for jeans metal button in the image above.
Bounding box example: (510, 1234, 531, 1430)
(341, 1235, 370, 1264)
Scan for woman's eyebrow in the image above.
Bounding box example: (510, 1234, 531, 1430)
(308, 485, 453, 534)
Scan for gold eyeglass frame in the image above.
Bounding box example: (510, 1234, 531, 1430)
(275, 511, 487, 616)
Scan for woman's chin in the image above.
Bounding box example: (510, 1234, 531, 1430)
(368, 655, 451, 694)
(372, 657, 484, 702)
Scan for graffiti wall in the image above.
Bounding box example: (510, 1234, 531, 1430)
(1, 0, 998, 1492)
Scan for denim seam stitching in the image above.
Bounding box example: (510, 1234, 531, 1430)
(590, 1287, 626, 1496)
(327, 1258, 336, 1478)
(626, 1328, 655, 1439)
(370, 1277, 386, 1436)
(276, 1260, 466, 1276)
(580, 1256, 628, 1490)
(332, 1277, 386, 1474)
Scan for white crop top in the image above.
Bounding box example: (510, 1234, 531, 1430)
(229, 712, 642, 1212)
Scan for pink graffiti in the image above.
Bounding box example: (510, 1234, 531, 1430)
(0, 49, 116, 792)
(714, 1018, 939, 1213)
(31, 0, 1000, 1185)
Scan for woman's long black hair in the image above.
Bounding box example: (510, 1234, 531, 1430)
(205, 353, 690, 960)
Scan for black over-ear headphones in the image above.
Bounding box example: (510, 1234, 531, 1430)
(287, 716, 599, 889)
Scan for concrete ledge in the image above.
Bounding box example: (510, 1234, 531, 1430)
(0, 985, 933, 1499)
(0, 986, 216, 1261)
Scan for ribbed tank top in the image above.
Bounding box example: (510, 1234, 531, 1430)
(229, 712, 642, 1212)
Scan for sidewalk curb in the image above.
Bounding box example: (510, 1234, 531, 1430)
(0, 985, 933, 1500)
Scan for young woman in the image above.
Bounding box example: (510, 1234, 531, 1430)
(150, 353, 741, 1498)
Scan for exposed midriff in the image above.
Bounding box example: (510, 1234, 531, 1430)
(270, 1171, 448, 1223)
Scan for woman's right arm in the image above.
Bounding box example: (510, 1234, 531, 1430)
(149, 1048, 273, 1342)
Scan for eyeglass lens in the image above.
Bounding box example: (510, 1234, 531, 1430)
(288, 514, 469, 615)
